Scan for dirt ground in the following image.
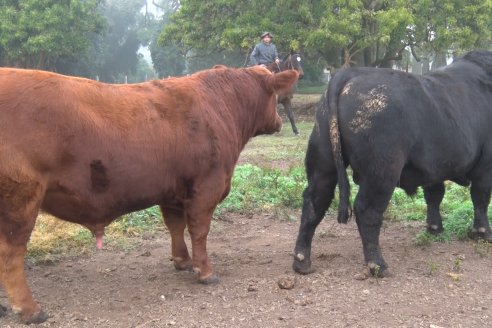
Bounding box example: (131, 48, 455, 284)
(1, 212, 491, 327)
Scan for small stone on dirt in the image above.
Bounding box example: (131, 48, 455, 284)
(277, 276, 296, 290)
(247, 281, 258, 292)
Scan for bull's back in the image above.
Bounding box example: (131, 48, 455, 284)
(332, 67, 489, 183)
(0, 69, 192, 220)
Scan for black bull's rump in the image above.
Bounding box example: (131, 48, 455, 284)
(293, 50, 492, 277)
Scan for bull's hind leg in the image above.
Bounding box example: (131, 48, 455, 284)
(161, 206, 193, 271)
(423, 182, 445, 234)
(0, 176, 47, 324)
(470, 182, 492, 242)
(184, 174, 229, 285)
(354, 182, 395, 277)
(292, 167, 337, 274)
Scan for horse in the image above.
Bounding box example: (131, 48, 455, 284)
(266, 53, 304, 135)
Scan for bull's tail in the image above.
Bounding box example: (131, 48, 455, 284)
(326, 74, 352, 223)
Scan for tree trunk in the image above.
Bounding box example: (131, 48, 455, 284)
(422, 57, 430, 74)
(431, 52, 447, 70)
(411, 56, 422, 75)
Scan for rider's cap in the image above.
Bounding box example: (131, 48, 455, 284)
(260, 32, 272, 39)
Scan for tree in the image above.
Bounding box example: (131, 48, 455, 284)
(410, 0, 492, 68)
(146, 0, 186, 77)
(0, 0, 105, 69)
(160, 0, 492, 69)
(89, 0, 148, 82)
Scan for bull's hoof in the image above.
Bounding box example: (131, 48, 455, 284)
(426, 224, 443, 235)
(293, 262, 316, 275)
(471, 227, 492, 242)
(173, 257, 193, 271)
(198, 274, 220, 285)
(22, 310, 49, 325)
(292, 254, 315, 275)
(0, 304, 7, 317)
(368, 262, 391, 278)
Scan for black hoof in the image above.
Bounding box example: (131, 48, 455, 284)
(471, 228, 492, 242)
(426, 224, 443, 235)
(368, 263, 391, 278)
(292, 255, 315, 275)
(198, 274, 220, 285)
(24, 310, 49, 324)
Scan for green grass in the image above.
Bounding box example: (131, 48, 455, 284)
(296, 82, 327, 94)
(216, 164, 307, 217)
(29, 209, 165, 263)
(238, 121, 312, 166)
(386, 182, 490, 242)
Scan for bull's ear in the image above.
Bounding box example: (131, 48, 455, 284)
(266, 70, 299, 95)
(212, 64, 227, 69)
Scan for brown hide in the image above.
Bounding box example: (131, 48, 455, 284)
(0, 66, 299, 323)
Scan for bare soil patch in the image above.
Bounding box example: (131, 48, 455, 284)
(1, 213, 491, 327)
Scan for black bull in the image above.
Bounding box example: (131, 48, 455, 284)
(293, 50, 492, 277)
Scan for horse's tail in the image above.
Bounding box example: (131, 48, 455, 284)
(326, 71, 352, 224)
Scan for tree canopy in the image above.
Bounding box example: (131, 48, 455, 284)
(0, 0, 105, 69)
(160, 0, 492, 68)
(1, 0, 490, 80)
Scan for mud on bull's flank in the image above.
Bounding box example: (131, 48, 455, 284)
(349, 85, 388, 133)
(329, 117, 340, 153)
(341, 81, 353, 95)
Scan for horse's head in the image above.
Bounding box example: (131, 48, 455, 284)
(286, 53, 304, 79)
(265, 53, 304, 79)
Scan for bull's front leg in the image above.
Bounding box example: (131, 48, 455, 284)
(186, 208, 218, 284)
(423, 182, 445, 234)
(0, 219, 48, 324)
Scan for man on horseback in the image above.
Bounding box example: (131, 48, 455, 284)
(250, 32, 303, 136)
(250, 32, 280, 67)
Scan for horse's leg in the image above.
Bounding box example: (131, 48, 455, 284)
(0, 176, 48, 324)
(160, 206, 192, 271)
(280, 96, 299, 135)
(423, 182, 445, 234)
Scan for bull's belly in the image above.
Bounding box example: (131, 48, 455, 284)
(40, 188, 159, 225)
(399, 162, 470, 194)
